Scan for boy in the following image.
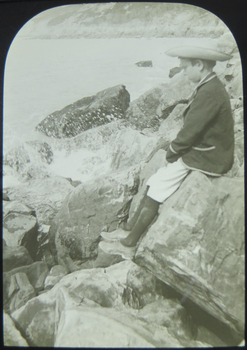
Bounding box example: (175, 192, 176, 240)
(101, 44, 234, 258)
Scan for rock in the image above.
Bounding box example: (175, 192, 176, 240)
(55, 306, 155, 348)
(3, 312, 29, 346)
(135, 60, 153, 67)
(10, 261, 134, 345)
(109, 128, 158, 170)
(94, 241, 124, 268)
(136, 299, 196, 342)
(10, 261, 212, 348)
(36, 84, 130, 138)
(226, 106, 244, 177)
(3, 200, 35, 218)
(54, 287, 209, 348)
(126, 72, 192, 130)
(36, 248, 56, 269)
(135, 171, 244, 339)
(26, 308, 55, 347)
(4, 272, 36, 314)
(3, 141, 53, 180)
(50, 168, 138, 271)
(44, 265, 67, 290)
(4, 261, 49, 293)
(11, 292, 57, 347)
(3, 192, 10, 201)
(157, 103, 185, 142)
(124, 264, 169, 308)
(6, 176, 74, 225)
(196, 325, 227, 347)
(3, 243, 33, 272)
(222, 53, 243, 99)
(3, 206, 38, 259)
(169, 66, 182, 78)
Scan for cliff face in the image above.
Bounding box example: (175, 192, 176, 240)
(20, 2, 229, 39)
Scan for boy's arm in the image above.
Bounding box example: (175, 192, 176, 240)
(166, 87, 221, 162)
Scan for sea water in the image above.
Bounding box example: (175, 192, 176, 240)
(3, 36, 192, 183)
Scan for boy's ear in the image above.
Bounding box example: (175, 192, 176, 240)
(197, 59, 204, 71)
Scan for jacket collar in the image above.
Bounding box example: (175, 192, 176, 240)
(186, 72, 217, 107)
(195, 72, 217, 90)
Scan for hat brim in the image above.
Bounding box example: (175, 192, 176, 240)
(165, 46, 232, 62)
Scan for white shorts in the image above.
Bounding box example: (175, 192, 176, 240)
(146, 158, 190, 203)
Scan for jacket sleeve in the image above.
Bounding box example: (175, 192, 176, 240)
(166, 86, 221, 163)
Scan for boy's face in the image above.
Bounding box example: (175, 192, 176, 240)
(179, 58, 202, 83)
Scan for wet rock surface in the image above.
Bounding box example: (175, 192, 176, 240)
(36, 84, 130, 138)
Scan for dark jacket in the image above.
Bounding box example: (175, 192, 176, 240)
(166, 73, 234, 176)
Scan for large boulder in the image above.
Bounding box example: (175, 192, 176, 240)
(4, 261, 49, 293)
(4, 272, 36, 314)
(126, 72, 193, 130)
(10, 261, 134, 346)
(109, 128, 158, 170)
(3, 312, 29, 346)
(50, 167, 139, 272)
(3, 242, 33, 272)
(54, 299, 184, 348)
(36, 84, 130, 138)
(135, 171, 244, 340)
(3, 200, 38, 259)
(10, 262, 209, 348)
(6, 176, 74, 225)
(44, 265, 67, 290)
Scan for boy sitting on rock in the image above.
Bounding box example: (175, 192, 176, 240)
(101, 44, 234, 259)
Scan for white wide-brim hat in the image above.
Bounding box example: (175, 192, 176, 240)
(166, 46, 232, 61)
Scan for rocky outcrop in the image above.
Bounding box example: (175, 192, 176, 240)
(109, 128, 158, 170)
(125, 72, 193, 130)
(4, 272, 36, 314)
(3, 242, 33, 272)
(134, 171, 244, 339)
(50, 167, 139, 272)
(3, 27, 244, 348)
(36, 85, 130, 138)
(10, 261, 211, 347)
(3, 200, 38, 259)
(124, 263, 172, 308)
(44, 265, 67, 290)
(4, 261, 49, 293)
(21, 3, 229, 39)
(3, 312, 29, 346)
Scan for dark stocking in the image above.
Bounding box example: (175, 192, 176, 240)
(120, 196, 160, 247)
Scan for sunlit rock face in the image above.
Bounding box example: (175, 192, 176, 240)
(135, 171, 245, 339)
(36, 85, 130, 138)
